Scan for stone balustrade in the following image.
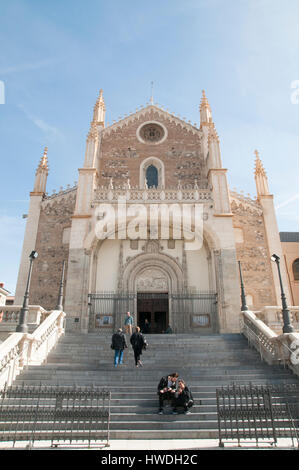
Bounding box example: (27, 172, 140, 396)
(254, 306, 299, 334)
(0, 305, 49, 325)
(241, 310, 299, 378)
(92, 186, 212, 205)
(0, 310, 65, 390)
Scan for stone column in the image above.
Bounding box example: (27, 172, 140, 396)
(214, 247, 240, 333)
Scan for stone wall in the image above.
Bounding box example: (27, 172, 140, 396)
(29, 189, 76, 309)
(99, 108, 206, 189)
(231, 192, 276, 309)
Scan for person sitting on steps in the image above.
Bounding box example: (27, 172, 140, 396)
(157, 372, 179, 414)
(171, 379, 194, 415)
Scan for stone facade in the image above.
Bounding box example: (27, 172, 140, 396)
(231, 192, 276, 309)
(29, 188, 76, 310)
(14, 90, 290, 335)
(99, 108, 207, 189)
(280, 232, 299, 305)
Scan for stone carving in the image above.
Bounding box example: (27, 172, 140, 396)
(142, 240, 162, 253)
(136, 268, 168, 291)
(139, 123, 165, 143)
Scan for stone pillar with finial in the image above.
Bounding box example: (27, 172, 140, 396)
(65, 90, 106, 332)
(15, 147, 49, 304)
(254, 149, 291, 305)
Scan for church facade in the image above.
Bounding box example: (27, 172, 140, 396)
(14, 90, 291, 335)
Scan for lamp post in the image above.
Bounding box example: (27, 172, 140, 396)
(16, 250, 38, 333)
(271, 254, 294, 333)
(238, 261, 248, 311)
(56, 261, 66, 311)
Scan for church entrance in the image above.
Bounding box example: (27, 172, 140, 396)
(137, 292, 169, 334)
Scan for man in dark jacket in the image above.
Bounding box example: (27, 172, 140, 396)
(157, 372, 179, 414)
(111, 328, 128, 367)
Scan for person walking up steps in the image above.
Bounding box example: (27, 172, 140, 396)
(130, 326, 147, 367)
(124, 311, 133, 335)
(111, 328, 127, 367)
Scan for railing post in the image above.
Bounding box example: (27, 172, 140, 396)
(56, 261, 66, 311)
(16, 251, 38, 333)
(238, 261, 248, 312)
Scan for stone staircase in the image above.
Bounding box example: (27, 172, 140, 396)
(12, 332, 299, 440)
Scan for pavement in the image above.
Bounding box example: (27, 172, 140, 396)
(0, 438, 297, 450)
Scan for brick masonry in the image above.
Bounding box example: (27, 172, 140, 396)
(231, 196, 277, 309)
(99, 109, 206, 188)
(29, 190, 76, 309)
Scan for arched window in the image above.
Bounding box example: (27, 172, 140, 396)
(293, 259, 299, 281)
(146, 165, 158, 188)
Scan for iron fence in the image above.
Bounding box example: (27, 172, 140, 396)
(0, 383, 111, 448)
(88, 290, 218, 333)
(216, 383, 299, 447)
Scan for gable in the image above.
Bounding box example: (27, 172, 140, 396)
(99, 105, 206, 189)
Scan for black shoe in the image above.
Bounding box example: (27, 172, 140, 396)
(172, 409, 178, 415)
(158, 409, 163, 415)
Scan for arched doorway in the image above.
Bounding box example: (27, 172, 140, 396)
(135, 266, 169, 333)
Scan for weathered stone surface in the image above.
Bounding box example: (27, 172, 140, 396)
(99, 109, 206, 189)
(231, 196, 276, 309)
(29, 190, 76, 309)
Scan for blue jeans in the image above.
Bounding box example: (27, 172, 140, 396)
(114, 349, 124, 366)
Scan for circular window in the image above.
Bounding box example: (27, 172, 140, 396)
(137, 121, 167, 144)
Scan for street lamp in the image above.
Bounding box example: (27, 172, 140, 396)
(56, 261, 66, 311)
(16, 250, 38, 333)
(238, 261, 248, 311)
(271, 253, 294, 333)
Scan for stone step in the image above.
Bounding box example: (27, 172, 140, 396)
(108, 429, 219, 439)
(14, 379, 298, 389)
(23, 363, 285, 374)
(8, 331, 299, 442)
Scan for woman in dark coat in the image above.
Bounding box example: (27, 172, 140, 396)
(130, 326, 147, 367)
(172, 379, 194, 415)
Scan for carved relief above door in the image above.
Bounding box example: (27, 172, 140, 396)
(136, 268, 168, 292)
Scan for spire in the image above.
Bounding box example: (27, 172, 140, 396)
(254, 149, 270, 197)
(199, 90, 213, 126)
(38, 146, 49, 171)
(150, 81, 154, 105)
(33, 147, 49, 194)
(92, 89, 106, 126)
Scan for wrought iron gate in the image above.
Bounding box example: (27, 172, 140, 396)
(216, 383, 299, 447)
(0, 384, 111, 448)
(88, 290, 218, 333)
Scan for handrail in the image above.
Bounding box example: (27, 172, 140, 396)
(0, 310, 65, 390)
(241, 310, 299, 377)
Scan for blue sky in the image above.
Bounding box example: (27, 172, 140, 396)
(1, 0, 299, 294)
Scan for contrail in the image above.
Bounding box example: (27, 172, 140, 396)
(275, 193, 299, 210)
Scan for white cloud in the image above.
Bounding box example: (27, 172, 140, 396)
(18, 104, 63, 140)
(0, 58, 60, 75)
(275, 194, 299, 210)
